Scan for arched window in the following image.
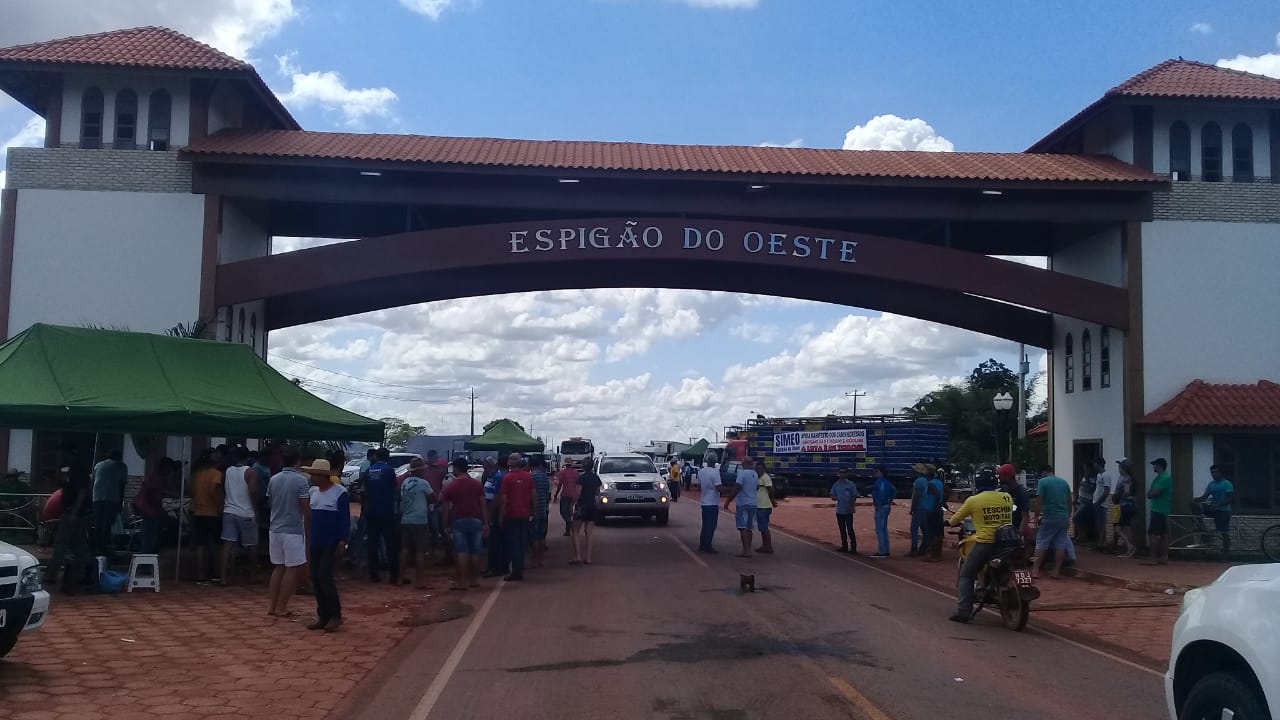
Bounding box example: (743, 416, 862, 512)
(249, 313, 258, 350)
(113, 89, 138, 149)
(148, 89, 171, 151)
(1082, 329, 1093, 391)
(238, 307, 246, 343)
(1168, 121, 1190, 181)
(1100, 327, 1111, 389)
(223, 307, 233, 341)
(80, 87, 104, 149)
(1201, 123, 1223, 182)
(1065, 333, 1075, 394)
(1232, 123, 1254, 182)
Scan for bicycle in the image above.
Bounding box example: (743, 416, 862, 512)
(1263, 522, 1280, 562)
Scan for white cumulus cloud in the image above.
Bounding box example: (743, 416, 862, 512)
(756, 138, 804, 148)
(398, 0, 473, 20)
(274, 53, 399, 126)
(1190, 22, 1213, 35)
(1217, 32, 1280, 78)
(842, 114, 955, 152)
(0, 0, 296, 62)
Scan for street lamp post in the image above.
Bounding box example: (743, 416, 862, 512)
(675, 424, 693, 443)
(698, 425, 720, 443)
(992, 392, 1014, 464)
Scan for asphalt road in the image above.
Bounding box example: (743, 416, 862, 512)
(345, 500, 1169, 720)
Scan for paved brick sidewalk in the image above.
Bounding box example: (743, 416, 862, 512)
(1, 575, 457, 720)
(760, 498, 1194, 669)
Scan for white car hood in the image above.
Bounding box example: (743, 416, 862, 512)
(601, 474, 660, 483)
(0, 540, 38, 570)
(1208, 563, 1280, 587)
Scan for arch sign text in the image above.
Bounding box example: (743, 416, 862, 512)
(507, 219, 858, 266)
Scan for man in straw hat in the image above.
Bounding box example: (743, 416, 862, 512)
(301, 457, 349, 632)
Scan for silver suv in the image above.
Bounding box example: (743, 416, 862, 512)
(595, 453, 671, 525)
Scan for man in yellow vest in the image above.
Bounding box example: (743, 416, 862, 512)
(946, 468, 1013, 623)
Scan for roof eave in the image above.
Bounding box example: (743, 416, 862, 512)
(0, 60, 299, 131)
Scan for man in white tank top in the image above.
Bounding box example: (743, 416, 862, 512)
(220, 446, 260, 584)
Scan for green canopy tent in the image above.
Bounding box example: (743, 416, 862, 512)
(680, 438, 710, 461)
(0, 324, 384, 580)
(464, 419, 545, 453)
(0, 324, 384, 439)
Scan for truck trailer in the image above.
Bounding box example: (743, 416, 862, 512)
(716, 415, 949, 496)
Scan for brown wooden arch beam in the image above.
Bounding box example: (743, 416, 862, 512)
(216, 217, 1126, 346)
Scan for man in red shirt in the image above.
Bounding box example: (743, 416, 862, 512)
(498, 452, 536, 582)
(422, 450, 451, 563)
(440, 457, 487, 590)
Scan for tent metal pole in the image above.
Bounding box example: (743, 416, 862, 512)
(175, 436, 188, 582)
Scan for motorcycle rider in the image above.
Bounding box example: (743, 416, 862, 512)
(946, 466, 1014, 623)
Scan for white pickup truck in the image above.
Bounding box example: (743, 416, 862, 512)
(0, 540, 50, 657)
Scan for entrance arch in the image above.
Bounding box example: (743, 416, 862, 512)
(216, 217, 1127, 347)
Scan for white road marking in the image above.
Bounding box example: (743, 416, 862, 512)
(669, 534, 710, 568)
(768, 524, 1165, 679)
(407, 580, 506, 720)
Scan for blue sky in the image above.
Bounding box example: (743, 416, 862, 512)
(4, 1, 1280, 449)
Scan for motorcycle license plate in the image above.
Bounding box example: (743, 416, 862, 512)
(1013, 569, 1033, 587)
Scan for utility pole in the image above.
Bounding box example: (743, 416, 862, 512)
(845, 389, 867, 418)
(1017, 345, 1029, 439)
(469, 387, 476, 436)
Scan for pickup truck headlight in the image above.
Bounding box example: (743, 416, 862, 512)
(19, 566, 43, 596)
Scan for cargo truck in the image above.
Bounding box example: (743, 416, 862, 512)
(714, 415, 949, 496)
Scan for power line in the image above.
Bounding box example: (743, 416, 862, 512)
(269, 352, 455, 392)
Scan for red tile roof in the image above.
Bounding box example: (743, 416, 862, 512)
(1140, 380, 1280, 429)
(184, 129, 1162, 184)
(1028, 422, 1049, 437)
(0, 26, 247, 71)
(1030, 59, 1280, 151)
(1111, 59, 1280, 101)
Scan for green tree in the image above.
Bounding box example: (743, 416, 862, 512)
(381, 416, 426, 451)
(904, 358, 1042, 472)
(482, 418, 525, 433)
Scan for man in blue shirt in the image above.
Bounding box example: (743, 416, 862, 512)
(829, 468, 858, 554)
(723, 457, 760, 558)
(481, 457, 507, 578)
(922, 465, 947, 561)
(363, 447, 401, 584)
(1196, 464, 1235, 559)
(908, 464, 929, 556)
(302, 458, 350, 632)
(871, 467, 895, 557)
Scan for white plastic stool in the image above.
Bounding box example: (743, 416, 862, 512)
(94, 555, 108, 577)
(127, 554, 160, 592)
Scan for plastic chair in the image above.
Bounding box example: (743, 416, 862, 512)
(127, 553, 160, 592)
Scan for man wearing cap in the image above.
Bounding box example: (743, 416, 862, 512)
(908, 463, 929, 556)
(1146, 458, 1173, 565)
(946, 469, 1013, 622)
(399, 458, 435, 588)
(997, 464, 1030, 534)
(302, 458, 349, 632)
(498, 452, 536, 581)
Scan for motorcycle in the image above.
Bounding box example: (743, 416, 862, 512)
(954, 515, 1040, 631)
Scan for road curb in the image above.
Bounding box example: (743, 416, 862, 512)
(777, 521, 1169, 674)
